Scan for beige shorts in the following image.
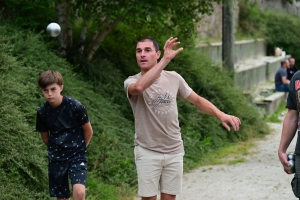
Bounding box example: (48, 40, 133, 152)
(134, 145, 184, 197)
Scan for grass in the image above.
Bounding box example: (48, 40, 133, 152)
(86, 175, 136, 200)
(267, 101, 287, 123)
(193, 139, 257, 167)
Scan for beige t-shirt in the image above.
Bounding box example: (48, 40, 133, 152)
(124, 70, 193, 154)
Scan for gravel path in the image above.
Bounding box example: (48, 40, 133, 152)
(177, 122, 297, 200)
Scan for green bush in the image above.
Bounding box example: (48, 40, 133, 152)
(265, 12, 300, 62)
(238, 0, 266, 38)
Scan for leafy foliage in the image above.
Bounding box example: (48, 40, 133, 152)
(265, 12, 300, 62)
(238, 0, 266, 38)
(1, 0, 223, 60)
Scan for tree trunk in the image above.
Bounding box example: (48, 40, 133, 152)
(85, 18, 120, 60)
(56, 0, 73, 58)
(78, 1, 93, 55)
(222, 0, 234, 71)
(78, 25, 88, 55)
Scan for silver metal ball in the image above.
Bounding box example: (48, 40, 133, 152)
(46, 23, 61, 37)
(288, 153, 295, 161)
(287, 160, 295, 173)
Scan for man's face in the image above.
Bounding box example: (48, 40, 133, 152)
(41, 83, 64, 107)
(286, 60, 290, 68)
(136, 40, 161, 73)
(290, 58, 295, 66)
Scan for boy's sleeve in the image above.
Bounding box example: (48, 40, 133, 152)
(75, 103, 90, 125)
(36, 110, 48, 132)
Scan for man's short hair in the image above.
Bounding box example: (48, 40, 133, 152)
(281, 61, 286, 66)
(38, 70, 63, 89)
(137, 36, 160, 52)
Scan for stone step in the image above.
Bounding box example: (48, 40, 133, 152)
(244, 81, 287, 115)
(262, 92, 288, 114)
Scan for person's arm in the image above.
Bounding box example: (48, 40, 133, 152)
(128, 37, 183, 96)
(185, 91, 241, 131)
(82, 122, 93, 147)
(281, 76, 290, 85)
(278, 109, 298, 174)
(40, 132, 49, 145)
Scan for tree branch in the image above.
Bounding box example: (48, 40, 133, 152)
(85, 17, 120, 60)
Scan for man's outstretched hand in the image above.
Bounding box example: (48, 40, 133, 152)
(163, 37, 183, 61)
(219, 113, 241, 132)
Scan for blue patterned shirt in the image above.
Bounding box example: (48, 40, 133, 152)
(36, 96, 89, 164)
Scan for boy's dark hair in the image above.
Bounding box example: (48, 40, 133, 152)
(38, 70, 63, 88)
(281, 61, 286, 66)
(137, 36, 160, 52)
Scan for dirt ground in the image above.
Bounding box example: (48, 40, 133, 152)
(177, 122, 298, 200)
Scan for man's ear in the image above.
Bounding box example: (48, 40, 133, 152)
(156, 50, 161, 60)
(60, 85, 64, 92)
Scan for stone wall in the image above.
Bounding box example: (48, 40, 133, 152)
(196, 3, 239, 39)
(197, 39, 266, 64)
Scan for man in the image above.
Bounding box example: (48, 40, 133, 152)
(124, 36, 241, 200)
(275, 60, 290, 92)
(278, 70, 300, 198)
(287, 57, 298, 80)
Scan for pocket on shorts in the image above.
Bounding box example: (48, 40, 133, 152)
(291, 174, 300, 197)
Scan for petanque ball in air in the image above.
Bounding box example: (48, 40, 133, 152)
(46, 23, 61, 37)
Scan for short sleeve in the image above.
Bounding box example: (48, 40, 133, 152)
(176, 73, 193, 99)
(286, 75, 298, 110)
(124, 75, 139, 98)
(36, 109, 48, 132)
(279, 69, 287, 77)
(75, 103, 90, 125)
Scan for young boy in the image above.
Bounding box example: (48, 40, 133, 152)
(36, 70, 93, 200)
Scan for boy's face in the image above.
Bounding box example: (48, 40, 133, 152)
(136, 40, 161, 74)
(41, 83, 64, 107)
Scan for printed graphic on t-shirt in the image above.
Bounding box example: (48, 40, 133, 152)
(296, 80, 300, 90)
(147, 89, 175, 115)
